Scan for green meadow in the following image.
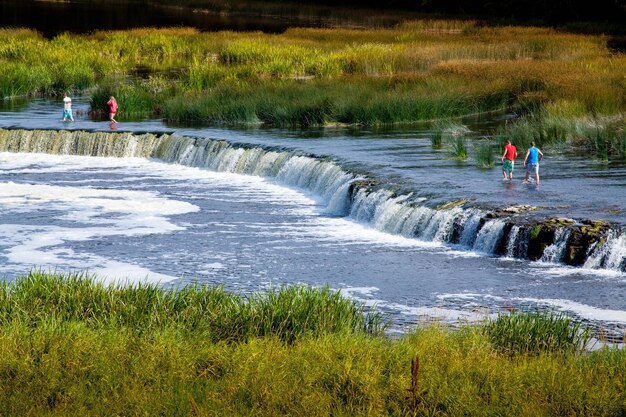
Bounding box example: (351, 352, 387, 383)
(1, 21, 625, 157)
(0, 273, 623, 416)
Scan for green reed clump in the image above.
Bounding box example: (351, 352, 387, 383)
(245, 286, 386, 343)
(429, 119, 466, 147)
(0, 272, 385, 342)
(449, 136, 468, 160)
(500, 111, 626, 160)
(475, 142, 495, 168)
(497, 113, 573, 149)
(486, 310, 591, 355)
(160, 77, 512, 127)
(572, 117, 626, 160)
(431, 131, 444, 148)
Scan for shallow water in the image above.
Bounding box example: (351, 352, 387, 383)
(0, 98, 625, 338)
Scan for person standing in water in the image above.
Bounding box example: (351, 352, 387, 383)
(62, 93, 74, 122)
(501, 139, 517, 181)
(523, 141, 544, 185)
(106, 96, 118, 123)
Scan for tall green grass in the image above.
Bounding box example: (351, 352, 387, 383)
(475, 142, 495, 168)
(486, 310, 591, 355)
(0, 272, 385, 342)
(162, 78, 510, 126)
(0, 273, 623, 416)
(449, 136, 468, 160)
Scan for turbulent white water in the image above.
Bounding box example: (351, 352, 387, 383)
(0, 128, 624, 272)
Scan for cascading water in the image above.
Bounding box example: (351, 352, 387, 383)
(584, 231, 626, 271)
(472, 219, 507, 254)
(458, 210, 483, 247)
(505, 225, 521, 258)
(541, 228, 571, 263)
(1, 128, 624, 272)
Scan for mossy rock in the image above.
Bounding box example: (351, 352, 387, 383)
(527, 218, 575, 261)
(563, 220, 611, 266)
(485, 204, 539, 219)
(437, 199, 470, 211)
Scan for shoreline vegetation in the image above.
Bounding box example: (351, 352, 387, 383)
(0, 272, 624, 415)
(1, 21, 625, 158)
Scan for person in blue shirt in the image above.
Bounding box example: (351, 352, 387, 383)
(523, 141, 544, 185)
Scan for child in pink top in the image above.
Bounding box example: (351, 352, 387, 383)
(106, 96, 118, 123)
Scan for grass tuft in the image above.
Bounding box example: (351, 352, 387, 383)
(475, 142, 495, 168)
(486, 310, 592, 355)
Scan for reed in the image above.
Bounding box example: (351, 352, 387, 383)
(571, 117, 626, 160)
(449, 136, 468, 160)
(0, 272, 385, 342)
(485, 310, 591, 355)
(475, 142, 495, 168)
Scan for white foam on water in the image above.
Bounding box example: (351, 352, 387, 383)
(529, 261, 625, 280)
(0, 153, 457, 284)
(436, 292, 487, 301)
(88, 260, 180, 285)
(437, 292, 626, 325)
(293, 216, 445, 248)
(0, 159, 201, 282)
(341, 287, 493, 323)
(513, 297, 626, 324)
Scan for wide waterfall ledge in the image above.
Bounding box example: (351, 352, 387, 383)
(0, 128, 624, 273)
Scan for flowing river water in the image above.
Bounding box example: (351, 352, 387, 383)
(1, 98, 625, 339)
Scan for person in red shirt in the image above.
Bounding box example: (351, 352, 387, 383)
(106, 96, 118, 123)
(501, 139, 517, 181)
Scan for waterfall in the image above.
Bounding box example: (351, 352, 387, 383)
(1, 128, 624, 272)
(583, 231, 626, 270)
(505, 226, 521, 258)
(458, 210, 483, 247)
(473, 219, 507, 254)
(541, 228, 571, 263)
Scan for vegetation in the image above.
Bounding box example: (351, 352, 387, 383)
(0, 271, 384, 343)
(475, 142, 495, 168)
(486, 310, 591, 355)
(449, 136, 468, 160)
(0, 272, 624, 416)
(0, 22, 625, 158)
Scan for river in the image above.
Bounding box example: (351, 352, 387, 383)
(0, 97, 624, 340)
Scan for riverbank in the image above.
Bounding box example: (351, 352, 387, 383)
(0, 272, 623, 416)
(1, 23, 624, 158)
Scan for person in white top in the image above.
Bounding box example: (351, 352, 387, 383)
(62, 93, 74, 122)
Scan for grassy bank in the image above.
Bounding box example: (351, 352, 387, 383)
(0, 273, 624, 416)
(1, 22, 625, 157)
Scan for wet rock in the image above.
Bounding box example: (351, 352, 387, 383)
(437, 199, 470, 211)
(564, 220, 611, 266)
(527, 218, 575, 261)
(494, 222, 515, 255)
(347, 179, 379, 206)
(485, 204, 539, 219)
(348, 179, 377, 191)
